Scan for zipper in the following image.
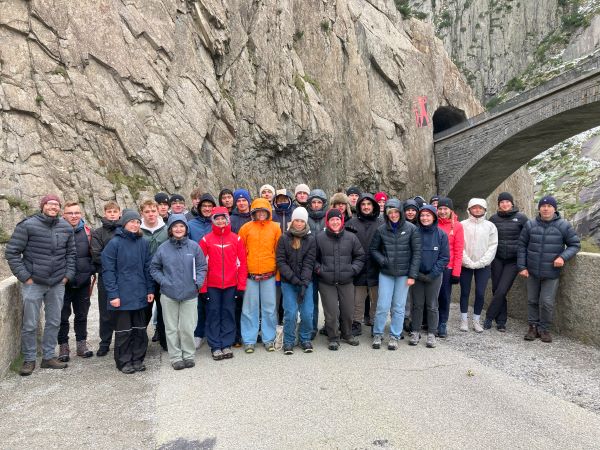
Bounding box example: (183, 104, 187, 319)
(221, 231, 225, 289)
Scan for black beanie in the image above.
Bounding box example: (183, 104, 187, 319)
(155, 192, 170, 204)
(497, 192, 514, 205)
(169, 193, 185, 205)
(346, 186, 361, 196)
(327, 208, 343, 221)
(437, 197, 454, 210)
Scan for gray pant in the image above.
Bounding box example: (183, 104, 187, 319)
(161, 295, 198, 363)
(319, 282, 354, 342)
(411, 276, 443, 333)
(354, 286, 378, 323)
(21, 282, 65, 361)
(527, 276, 560, 332)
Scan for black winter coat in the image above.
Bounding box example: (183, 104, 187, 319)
(276, 231, 317, 286)
(308, 209, 326, 235)
(315, 229, 365, 285)
(230, 210, 252, 234)
(490, 208, 528, 261)
(5, 213, 77, 286)
(70, 222, 95, 288)
(517, 213, 581, 279)
(370, 220, 421, 279)
(91, 218, 119, 272)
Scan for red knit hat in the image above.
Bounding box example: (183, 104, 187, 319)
(374, 192, 389, 203)
(40, 194, 61, 210)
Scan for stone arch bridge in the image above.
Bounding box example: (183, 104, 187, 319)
(433, 56, 600, 211)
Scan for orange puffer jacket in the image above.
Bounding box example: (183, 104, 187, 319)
(238, 198, 282, 275)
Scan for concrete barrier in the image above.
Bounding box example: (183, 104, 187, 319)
(0, 276, 23, 376)
(452, 252, 600, 347)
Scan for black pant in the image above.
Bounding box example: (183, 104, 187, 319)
(97, 275, 114, 350)
(154, 290, 167, 351)
(58, 283, 91, 344)
(319, 282, 354, 342)
(486, 258, 519, 325)
(235, 294, 243, 344)
(113, 309, 148, 370)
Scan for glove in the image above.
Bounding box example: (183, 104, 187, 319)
(297, 285, 306, 304)
(417, 273, 433, 283)
(450, 276, 460, 285)
(234, 290, 245, 301)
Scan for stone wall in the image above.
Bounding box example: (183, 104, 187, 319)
(0, 276, 22, 376)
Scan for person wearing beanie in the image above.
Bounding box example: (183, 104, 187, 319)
(155, 192, 170, 221)
(403, 199, 419, 225)
(429, 195, 440, 208)
(518, 195, 580, 343)
(101, 208, 154, 374)
(169, 194, 186, 215)
(370, 199, 421, 351)
(218, 189, 234, 213)
(330, 192, 352, 221)
(259, 184, 275, 202)
(315, 208, 365, 350)
(6, 194, 76, 376)
(409, 205, 449, 348)
(237, 198, 282, 353)
(272, 189, 296, 233)
(188, 193, 217, 242)
(459, 198, 498, 333)
(374, 192, 389, 217)
(346, 186, 361, 213)
(435, 197, 464, 338)
(486, 192, 528, 332)
(345, 193, 382, 335)
(413, 196, 427, 208)
(231, 189, 252, 234)
(294, 184, 311, 208)
(276, 207, 317, 354)
(199, 207, 247, 360)
(150, 214, 207, 369)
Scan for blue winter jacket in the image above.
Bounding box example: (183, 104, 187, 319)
(101, 228, 154, 310)
(188, 215, 213, 243)
(150, 235, 208, 301)
(417, 206, 450, 279)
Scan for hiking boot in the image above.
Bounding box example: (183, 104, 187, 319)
(133, 360, 146, 372)
(300, 341, 313, 353)
(96, 346, 109, 357)
(76, 340, 93, 358)
(459, 319, 469, 332)
(472, 319, 484, 333)
(497, 324, 507, 332)
(328, 341, 339, 351)
(184, 359, 195, 368)
(372, 335, 382, 349)
(283, 344, 294, 355)
(20, 360, 35, 376)
(438, 322, 448, 339)
(539, 330, 553, 343)
(426, 333, 436, 348)
(212, 349, 224, 361)
(403, 318, 411, 333)
(222, 347, 234, 359)
(58, 343, 70, 362)
(172, 360, 185, 370)
(388, 336, 399, 351)
(342, 336, 359, 346)
(244, 344, 255, 354)
(121, 363, 135, 374)
(41, 358, 67, 369)
(409, 332, 420, 346)
(483, 319, 493, 330)
(351, 322, 362, 336)
(264, 342, 275, 352)
(151, 328, 159, 342)
(524, 324, 539, 341)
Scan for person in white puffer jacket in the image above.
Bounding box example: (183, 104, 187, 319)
(459, 198, 498, 333)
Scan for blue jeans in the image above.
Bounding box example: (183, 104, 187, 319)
(241, 277, 277, 344)
(281, 282, 314, 345)
(21, 282, 65, 361)
(312, 274, 319, 333)
(459, 266, 491, 315)
(374, 274, 409, 338)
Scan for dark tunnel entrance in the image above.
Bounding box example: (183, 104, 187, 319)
(433, 106, 467, 134)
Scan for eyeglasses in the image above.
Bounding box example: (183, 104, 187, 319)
(63, 212, 82, 216)
(45, 201, 60, 207)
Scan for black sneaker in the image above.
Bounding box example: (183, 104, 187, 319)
(133, 361, 146, 372)
(96, 347, 109, 357)
(172, 360, 185, 370)
(151, 329, 160, 342)
(319, 327, 328, 336)
(300, 341, 314, 353)
(342, 336, 359, 346)
(184, 359, 195, 368)
(351, 322, 362, 336)
(121, 363, 135, 374)
(497, 325, 506, 332)
(283, 344, 294, 355)
(328, 341, 339, 351)
(483, 319, 493, 330)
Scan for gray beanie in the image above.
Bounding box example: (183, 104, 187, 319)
(119, 208, 141, 227)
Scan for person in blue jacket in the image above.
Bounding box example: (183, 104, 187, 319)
(409, 205, 449, 349)
(101, 209, 154, 374)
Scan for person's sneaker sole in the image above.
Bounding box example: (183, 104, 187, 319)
(284, 350, 294, 355)
(302, 348, 313, 353)
(58, 355, 70, 362)
(244, 346, 255, 354)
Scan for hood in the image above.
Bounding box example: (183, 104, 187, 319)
(418, 204, 438, 228)
(211, 206, 232, 235)
(356, 193, 380, 220)
(307, 189, 328, 213)
(384, 198, 405, 226)
(250, 198, 272, 220)
(403, 199, 419, 212)
(199, 192, 216, 206)
(468, 198, 488, 210)
(273, 190, 294, 211)
(167, 213, 188, 231)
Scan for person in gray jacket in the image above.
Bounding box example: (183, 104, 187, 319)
(150, 214, 208, 370)
(5, 194, 76, 376)
(518, 196, 580, 343)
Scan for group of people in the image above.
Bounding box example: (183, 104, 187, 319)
(5, 183, 581, 376)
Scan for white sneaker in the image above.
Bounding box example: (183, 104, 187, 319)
(472, 320, 484, 333)
(194, 337, 204, 349)
(460, 319, 469, 332)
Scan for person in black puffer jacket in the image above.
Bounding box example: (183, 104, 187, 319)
(518, 196, 580, 343)
(370, 198, 421, 350)
(345, 193, 382, 335)
(306, 188, 328, 337)
(486, 192, 528, 331)
(276, 207, 317, 354)
(315, 209, 365, 350)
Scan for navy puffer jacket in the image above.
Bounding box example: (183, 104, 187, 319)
(517, 212, 581, 279)
(369, 199, 421, 279)
(417, 205, 450, 279)
(5, 213, 76, 286)
(101, 228, 154, 310)
(490, 208, 528, 261)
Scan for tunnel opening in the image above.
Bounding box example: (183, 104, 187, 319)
(432, 106, 467, 134)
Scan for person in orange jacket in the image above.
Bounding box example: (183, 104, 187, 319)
(237, 198, 282, 353)
(200, 207, 248, 361)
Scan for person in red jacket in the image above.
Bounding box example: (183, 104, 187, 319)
(435, 197, 464, 338)
(200, 207, 248, 360)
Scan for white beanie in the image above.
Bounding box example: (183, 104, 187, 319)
(468, 198, 487, 210)
(259, 184, 275, 196)
(295, 184, 310, 196)
(291, 207, 309, 223)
